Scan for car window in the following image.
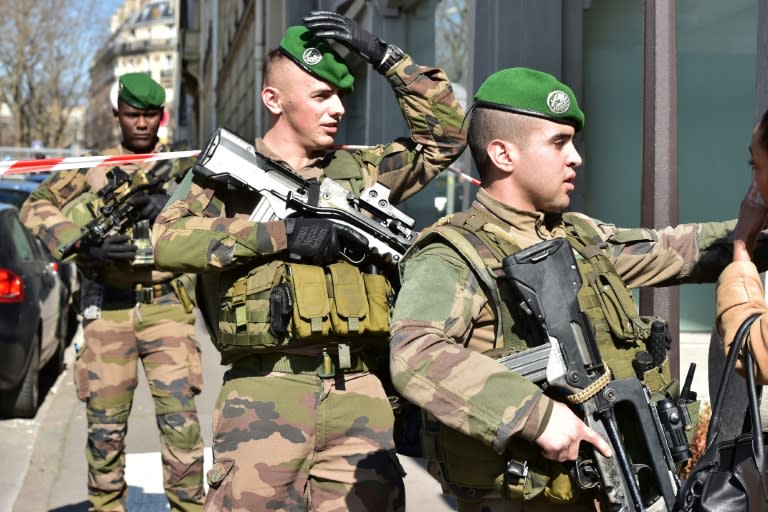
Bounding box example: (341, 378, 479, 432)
(10, 217, 35, 261)
(0, 189, 29, 208)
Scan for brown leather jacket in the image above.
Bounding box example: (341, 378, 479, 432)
(716, 260, 768, 383)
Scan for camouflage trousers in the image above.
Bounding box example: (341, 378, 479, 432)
(204, 360, 406, 512)
(74, 293, 205, 512)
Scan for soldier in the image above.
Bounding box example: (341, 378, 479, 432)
(389, 67, 762, 511)
(20, 73, 205, 512)
(151, 11, 466, 512)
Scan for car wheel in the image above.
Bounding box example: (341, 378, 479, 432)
(10, 331, 41, 419)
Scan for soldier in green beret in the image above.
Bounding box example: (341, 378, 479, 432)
(21, 72, 205, 511)
(388, 66, 768, 511)
(152, 10, 467, 512)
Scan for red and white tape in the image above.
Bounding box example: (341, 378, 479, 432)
(0, 150, 201, 177)
(330, 144, 480, 186)
(0, 146, 481, 186)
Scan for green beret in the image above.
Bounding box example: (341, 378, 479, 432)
(118, 72, 165, 109)
(473, 67, 584, 131)
(278, 26, 354, 93)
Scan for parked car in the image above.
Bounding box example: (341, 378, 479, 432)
(0, 203, 70, 418)
(0, 177, 39, 208)
(0, 176, 79, 338)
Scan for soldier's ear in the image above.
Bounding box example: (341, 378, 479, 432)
(112, 108, 119, 118)
(486, 139, 518, 175)
(261, 85, 282, 116)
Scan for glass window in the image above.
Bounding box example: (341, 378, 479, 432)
(10, 218, 34, 261)
(677, 0, 756, 331)
(583, 0, 758, 331)
(0, 189, 29, 208)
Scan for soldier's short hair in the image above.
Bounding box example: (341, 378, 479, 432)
(468, 108, 539, 179)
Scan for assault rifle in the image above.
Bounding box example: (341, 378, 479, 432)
(498, 238, 696, 512)
(57, 159, 176, 264)
(191, 128, 417, 265)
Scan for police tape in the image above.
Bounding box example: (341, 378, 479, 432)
(0, 150, 202, 176)
(329, 144, 480, 186)
(449, 168, 481, 186)
(0, 146, 481, 186)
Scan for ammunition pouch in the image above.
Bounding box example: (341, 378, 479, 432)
(419, 410, 557, 502)
(217, 260, 394, 352)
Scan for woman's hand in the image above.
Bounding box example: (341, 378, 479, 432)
(733, 179, 768, 262)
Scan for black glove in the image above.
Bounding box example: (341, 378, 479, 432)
(285, 218, 367, 266)
(129, 193, 170, 222)
(81, 234, 137, 262)
(303, 10, 403, 74)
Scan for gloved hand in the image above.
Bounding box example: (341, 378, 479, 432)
(80, 234, 137, 262)
(285, 218, 367, 266)
(303, 10, 402, 74)
(129, 193, 170, 222)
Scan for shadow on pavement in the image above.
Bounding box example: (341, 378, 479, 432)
(46, 486, 168, 512)
(48, 500, 88, 511)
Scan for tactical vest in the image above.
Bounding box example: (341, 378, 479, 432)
(411, 210, 699, 504)
(205, 152, 396, 364)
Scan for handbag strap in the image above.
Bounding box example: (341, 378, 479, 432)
(744, 346, 768, 501)
(707, 312, 762, 446)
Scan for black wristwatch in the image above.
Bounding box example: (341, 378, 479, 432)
(376, 44, 404, 74)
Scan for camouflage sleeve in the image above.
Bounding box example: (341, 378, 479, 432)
(19, 168, 89, 257)
(358, 54, 467, 204)
(152, 171, 288, 273)
(570, 213, 740, 287)
(390, 242, 553, 454)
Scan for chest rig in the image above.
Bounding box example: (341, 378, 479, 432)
(206, 152, 396, 364)
(418, 210, 663, 378)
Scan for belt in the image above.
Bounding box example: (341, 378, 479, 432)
(134, 280, 176, 304)
(232, 349, 369, 377)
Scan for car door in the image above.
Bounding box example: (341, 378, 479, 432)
(9, 216, 61, 364)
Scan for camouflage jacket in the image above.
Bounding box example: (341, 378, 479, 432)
(390, 188, 739, 454)
(20, 142, 196, 288)
(152, 54, 467, 273)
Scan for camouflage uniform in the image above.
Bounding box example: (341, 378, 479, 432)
(20, 143, 205, 512)
(390, 189, 740, 511)
(153, 53, 466, 511)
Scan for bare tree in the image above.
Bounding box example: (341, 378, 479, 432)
(435, 0, 468, 84)
(0, 0, 111, 148)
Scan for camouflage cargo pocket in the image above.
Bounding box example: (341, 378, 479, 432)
(73, 343, 91, 402)
(206, 458, 235, 511)
(187, 335, 203, 395)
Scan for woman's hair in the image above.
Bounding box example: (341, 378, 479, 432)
(760, 107, 768, 152)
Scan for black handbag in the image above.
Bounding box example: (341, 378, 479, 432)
(675, 312, 768, 511)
